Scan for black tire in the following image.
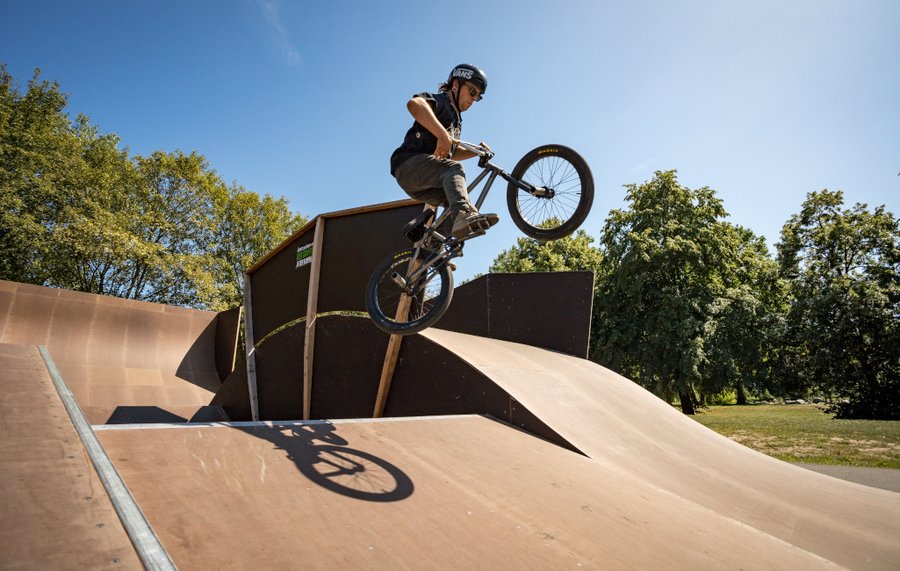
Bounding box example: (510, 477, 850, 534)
(365, 249, 453, 335)
(506, 144, 594, 241)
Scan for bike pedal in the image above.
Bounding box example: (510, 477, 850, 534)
(463, 216, 496, 237)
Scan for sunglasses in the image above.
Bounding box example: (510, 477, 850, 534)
(464, 83, 483, 101)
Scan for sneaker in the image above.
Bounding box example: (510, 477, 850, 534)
(451, 206, 499, 238)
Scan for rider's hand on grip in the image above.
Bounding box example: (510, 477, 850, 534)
(434, 134, 455, 160)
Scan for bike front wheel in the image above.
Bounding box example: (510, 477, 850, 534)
(506, 145, 594, 241)
(365, 249, 454, 335)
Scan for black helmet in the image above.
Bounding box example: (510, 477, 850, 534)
(447, 64, 487, 97)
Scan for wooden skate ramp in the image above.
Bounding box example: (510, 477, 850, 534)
(420, 328, 900, 571)
(0, 280, 237, 424)
(0, 344, 142, 569)
(96, 416, 841, 570)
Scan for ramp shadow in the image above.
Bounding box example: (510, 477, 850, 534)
(244, 423, 414, 502)
(174, 318, 228, 393)
(106, 406, 188, 424)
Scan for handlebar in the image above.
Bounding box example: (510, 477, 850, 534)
(456, 140, 494, 161)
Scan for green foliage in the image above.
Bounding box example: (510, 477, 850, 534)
(489, 172, 898, 421)
(489, 225, 603, 274)
(489, 171, 795, 415)
(592, 170, 747, 414)
(0, 65, 305, 310)
(701, 227, 787, 403)
(704, 388, 738, 406)
(212, 184, 305, 307)
(0, 66, 81, 284)
(777, 190, 900, 419)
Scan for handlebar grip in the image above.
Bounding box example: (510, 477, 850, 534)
(458, 140, 493, 159)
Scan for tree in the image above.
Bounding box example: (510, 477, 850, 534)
(777, 190, 899, 419)
(0, 66, 83, 284)
(490, 226, 603, 274)
(49, 149, 304, 310)
(212, 183, 306, 308)
(1, 66, 305, 310)
(47, 123, 145, 298)
(701, 227, 786, 404)
(592, 170, 742, 414)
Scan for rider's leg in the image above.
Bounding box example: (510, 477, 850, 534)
(435, 160, 500, 238)
(394, 155, 456, 205)
(394, 155, 497, 239)
(394, 157, 449, 243)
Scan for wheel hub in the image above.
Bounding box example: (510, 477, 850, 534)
(390, 272, 407, 289)
(533, 186, 556, 199)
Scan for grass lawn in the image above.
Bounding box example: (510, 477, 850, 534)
(690, 404, 900, 469)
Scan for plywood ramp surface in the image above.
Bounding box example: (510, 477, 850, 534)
(420, 328, 900, 571)
(0, 344, 141, 570)
(0, 280, 222, 423)
(96, 416, 840, 570)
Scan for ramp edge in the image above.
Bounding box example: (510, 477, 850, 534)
(92, 413, 485, 431)
(38, 346, 177, 571)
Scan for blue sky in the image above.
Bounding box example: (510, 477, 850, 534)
(2, 0, 898, 282)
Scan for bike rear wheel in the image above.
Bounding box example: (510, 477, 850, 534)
(366, 249, 453, 335)
(506, 145, 594, 241)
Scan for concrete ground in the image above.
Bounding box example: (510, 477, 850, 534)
(796, 463, 900, 493)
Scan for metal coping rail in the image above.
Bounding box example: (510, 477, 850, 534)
(38, 346, 177, 571)
(92, 414, 486, 431)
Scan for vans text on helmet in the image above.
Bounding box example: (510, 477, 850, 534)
(447, 64, 487, 97)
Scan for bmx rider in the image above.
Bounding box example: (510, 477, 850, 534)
(389, 63, 499, 241)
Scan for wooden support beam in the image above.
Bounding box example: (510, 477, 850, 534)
(243, 273, 260, 421)
(373, 296, 412, 418)
(303, 217, 326, 421)
(373, 204, 434, 418)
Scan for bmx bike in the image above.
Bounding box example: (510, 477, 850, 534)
(365, 141, 594, 336)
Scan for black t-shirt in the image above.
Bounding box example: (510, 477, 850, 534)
(389, 91, 461, 176)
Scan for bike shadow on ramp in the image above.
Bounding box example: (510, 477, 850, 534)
(234, 420, 415, 502)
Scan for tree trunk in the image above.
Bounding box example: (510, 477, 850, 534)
(679, 391, 696, 415)
(736, 380, 747, 405)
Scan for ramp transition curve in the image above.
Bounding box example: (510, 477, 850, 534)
(420, 328, 900, 571)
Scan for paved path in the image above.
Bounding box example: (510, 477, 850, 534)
(796, 463, 900, 493)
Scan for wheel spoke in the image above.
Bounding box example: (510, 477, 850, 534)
(517, 155, 584, 229)
(506, 145, 593, 241)
(367, 251, 452, 334)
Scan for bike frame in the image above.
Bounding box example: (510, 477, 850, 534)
(369, 139, 594, 335)
(459, 141, 555, 209)
(398, 141, 551, 289)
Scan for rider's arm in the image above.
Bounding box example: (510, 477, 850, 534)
(407, 97, 455, 159)
(450, 142, 491, 161)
